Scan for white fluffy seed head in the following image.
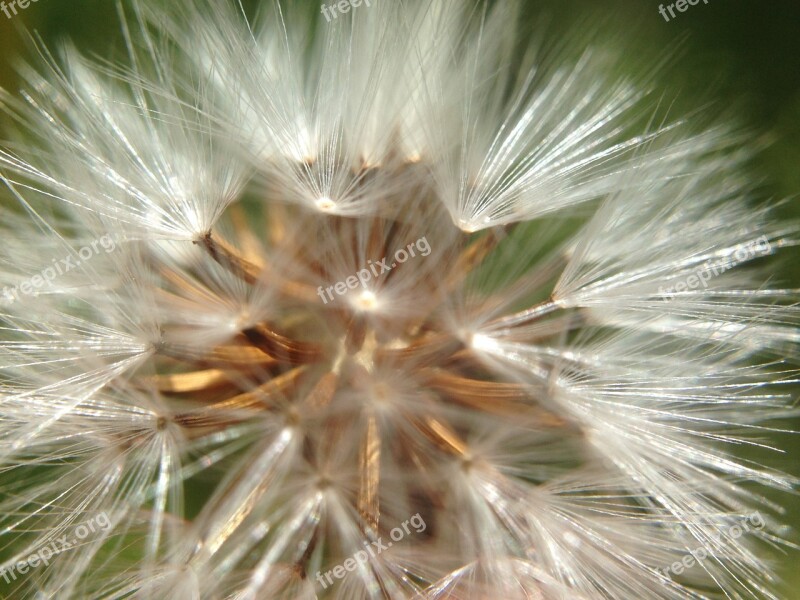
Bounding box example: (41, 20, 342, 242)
(0, 1, 796, 599)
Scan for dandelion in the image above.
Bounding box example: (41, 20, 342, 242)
(0, 0, 797, 598)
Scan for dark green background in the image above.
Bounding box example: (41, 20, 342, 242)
(1, 0, 798, 596)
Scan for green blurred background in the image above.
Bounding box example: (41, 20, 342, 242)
(1, 0, 798, 596)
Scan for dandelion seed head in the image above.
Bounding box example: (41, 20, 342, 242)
(0, 0, 796, 599)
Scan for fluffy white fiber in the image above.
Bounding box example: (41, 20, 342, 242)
(0, 0, 796, 598)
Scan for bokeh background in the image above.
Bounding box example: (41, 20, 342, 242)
(1, 0, 799, 596)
